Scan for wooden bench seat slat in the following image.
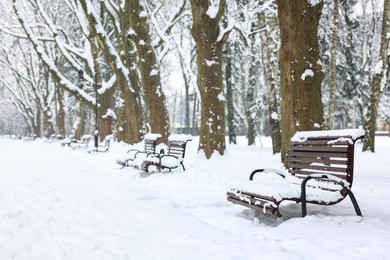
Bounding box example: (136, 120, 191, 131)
(227, 197, 280, 216)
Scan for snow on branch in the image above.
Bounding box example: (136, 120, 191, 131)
(145, 0, 187, 62)
(12, 0, 96, 106)
(84, 0, 129, 80)
(217, 17, 234, 42)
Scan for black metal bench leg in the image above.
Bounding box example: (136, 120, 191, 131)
(301, 176, 312, 217)
(348, 190, 363, 217)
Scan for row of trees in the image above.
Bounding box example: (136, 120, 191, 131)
(0, 0, 389, 161)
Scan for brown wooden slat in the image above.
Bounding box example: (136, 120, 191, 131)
(289, 151, 349, 158)
(227, 197, 279, 216)
(306, 135, 353, 140)
(287, 157, 348, 165)
(288, 162, 349, 173)
(289, 169, 348, 179)
(292, 141, 351, 146)
(291, 146, 349, 152)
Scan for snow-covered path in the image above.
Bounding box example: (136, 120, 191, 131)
(1, 137, 390, 259)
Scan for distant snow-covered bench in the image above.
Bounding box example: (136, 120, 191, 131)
(138, 134, 193, 173)
(116, 133, 162, 167)
(87, 134, 114, 153)
(227, 129, 365, 219)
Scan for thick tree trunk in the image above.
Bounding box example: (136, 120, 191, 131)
(79, 0, 114, 141)
(74, 105, 85, 140)
(127, 0, 170, 142)
(328, 0, 340, 129)
(258, 11, 281, 153)
(276, 0, 325, 164)
(190, 0, 227, 158)
(103, 2, 144, 144)
(97, 87, 115, 139)
(364, 0, 390, 152)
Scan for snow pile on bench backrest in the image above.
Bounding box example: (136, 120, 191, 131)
(291, 129, 365, 142)
(144, 133, 162, 141)
(168, 134, 193, 142)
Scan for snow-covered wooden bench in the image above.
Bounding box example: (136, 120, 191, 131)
(138, 134, 193, 172)
(116, 133, 162, 167)
(87, 134, 113, 153)
(227, 129, 365, 218)
(60, 135, 77, 147)
(70, 135, 92, 149)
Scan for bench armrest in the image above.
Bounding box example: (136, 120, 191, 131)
(159, 154, 180, 161)
(302, 173, 351, 189)
(300, 174, 352, 217)
(249, 168, 286, 181)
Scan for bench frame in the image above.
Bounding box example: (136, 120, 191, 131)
(227, 129, 365, 218)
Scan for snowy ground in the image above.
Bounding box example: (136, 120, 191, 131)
(0, 135, 389, 259)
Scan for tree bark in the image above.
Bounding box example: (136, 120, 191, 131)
(101, 1, 144, 144)
(127, 0, 170, 142)
(55, 83, 66, 137)
(225, 46, 237, 144)
(258, 11, 281, 153)
(364, 0, 390, 152)
(276, 0, 325, 164)
(77, 0, 116, 140)
(190, 0, 227, 158)
(328, 0, 340, 129)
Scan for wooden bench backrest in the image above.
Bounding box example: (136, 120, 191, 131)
(144, 139, 158, 154)
(287, 135, 359, 186)
(167, 140, 188, 159)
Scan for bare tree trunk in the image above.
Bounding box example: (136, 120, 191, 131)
(276, 0, 325, 164)
(258, 11, 281, 153)
(190, 0, 228, 158)
(364, 0, 390, 152)
(33, 109, 41, 138)
(192, 93, 198, 135)
(246, 30, 258, 146)
(56, 85, 66, 137)
(42, 108, 55, 138)
(74, 105, 85, 140)
(79, 0, 115, 141)
(328, 0, 340, 129)
(182, 62, 191, 135)
(111, 2, 144, 144)
(225, 46, 237, 144)
(127, 0, 170, 142)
